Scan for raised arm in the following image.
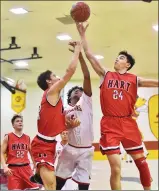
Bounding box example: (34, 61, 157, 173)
(76, 23, 106, 77)
(1, 135, 13, 176)
(69, 42, 92, 97)
(138, 77, 159, 87)
(47, 41, 82, 96)
(79, 52, 92, 96)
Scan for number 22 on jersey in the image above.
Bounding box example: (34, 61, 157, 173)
(113, 90, 123, 100)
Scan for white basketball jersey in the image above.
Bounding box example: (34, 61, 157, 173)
(65, 92, 93, 147)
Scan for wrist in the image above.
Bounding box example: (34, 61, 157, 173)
(79, 52, 83, 58)
(3, 164, 8, 169)
(81, 34, 86, 39)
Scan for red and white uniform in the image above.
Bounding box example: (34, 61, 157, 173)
(56, 92, 94, 185)
(6, 132, 38, 190)
(100, 71, 143, 155)
(55, 142, 78, 190)
(31, 90, 66, 171)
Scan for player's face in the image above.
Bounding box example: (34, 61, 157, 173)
(114, 54, 130, 71)
(71, 89, 83, 102)
(60, 131, 68, 141)
(47, 73, 60, 85)
(13, 117, 23, 131)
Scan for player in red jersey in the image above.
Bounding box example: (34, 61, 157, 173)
(30, 41, 82, 190)
(1, 115, 39, 190)
(76, 23, 158, 190)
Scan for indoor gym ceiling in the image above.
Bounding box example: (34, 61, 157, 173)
(1, 1, 158, 85)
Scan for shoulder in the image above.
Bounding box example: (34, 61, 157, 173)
(80, 92, 92, 103)
(126, 72, 137, 78)
(3, 134, 9, 143)
(23, 134, 30, 140)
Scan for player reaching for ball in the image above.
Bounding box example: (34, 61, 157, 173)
(56, 41, 94, 190)
(30, 41, 82, 190)
(76, 22, 158, 190)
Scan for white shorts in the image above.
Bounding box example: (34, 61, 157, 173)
(62, 179, 78, 190)
(56, 144, 94, 184)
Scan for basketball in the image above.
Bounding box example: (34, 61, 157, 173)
(70, 2, 90, 23)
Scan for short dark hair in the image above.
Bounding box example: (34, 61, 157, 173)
(11, 114, 23, 125)
(67, 86, 83, 104)
(37, 70, 52, 91)
(119, 51, 135, 71)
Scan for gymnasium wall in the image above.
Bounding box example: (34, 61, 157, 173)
(1, 81, 158, 158)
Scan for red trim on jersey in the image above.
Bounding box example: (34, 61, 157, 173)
(68, 143, 92, 149)
(56, 176, 72, 180)
(60, 142, 67, 147)
(99, 71, 109, 88)
(46, 90, 61, 107)
(72, 178, 90, 185)
(12, 132, 24, 138)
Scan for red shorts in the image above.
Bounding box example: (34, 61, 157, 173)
(100, 116, 143, 155)
(7, 164, 39, 190)
(31, 136, 57, 172)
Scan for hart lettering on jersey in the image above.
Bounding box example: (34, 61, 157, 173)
(12, 143, 28, 151)
(107, 79, 131, 92)
(66, 105, 82, 114)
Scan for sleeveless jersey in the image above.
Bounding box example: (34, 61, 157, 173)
(6, 132, 30, 164)
(37, 90, 66, 137)
(100, 71, 137, 117)
(65, 92, 93, 147)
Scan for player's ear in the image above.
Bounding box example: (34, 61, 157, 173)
(126, 63, 131, 70)
(46, 79, 51, 84)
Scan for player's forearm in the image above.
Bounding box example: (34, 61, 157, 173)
(67, 49, 80, 74)
(81, 35, 93, 56)
(1, 153, 7, 169)
(81, 35, 105, 77)
(79, 53, 90, 79)
(138, 79, 159, 87)
(29, 151, 36, 166)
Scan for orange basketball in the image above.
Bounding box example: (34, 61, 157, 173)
(70, 2, 90, 23)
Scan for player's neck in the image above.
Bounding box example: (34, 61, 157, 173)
(116, 68, 127, 74)
(13, 130, 23, 137)
(70, 99, 78, 106)
(61, 140, 68, 146)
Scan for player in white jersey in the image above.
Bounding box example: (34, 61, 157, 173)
(56, 42, 94, 190)
(55, 131, 68, 162)
(55, 131, 78, 190)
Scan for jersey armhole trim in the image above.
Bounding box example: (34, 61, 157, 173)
(46, 92, 61, 107)
(99, 71, 109, 88)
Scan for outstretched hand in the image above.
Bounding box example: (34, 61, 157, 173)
(68, 41, 76, 53)
(68, 41, 82, 53)
(76, 22, 89, 37)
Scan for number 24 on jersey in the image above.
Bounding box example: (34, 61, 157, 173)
(113, 90, 123, 100)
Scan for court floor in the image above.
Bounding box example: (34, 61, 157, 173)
(0, 160, 158, 190)
(90, 159, 158, 190)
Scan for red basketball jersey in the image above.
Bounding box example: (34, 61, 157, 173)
(37, 90, 66, 137)
(100, 71, 137, 117)
(6, 133, 30, 164)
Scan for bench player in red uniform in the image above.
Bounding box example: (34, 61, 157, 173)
(1, 115, 39, 190)
(31, 41, 82, 190)
(76, 23, 158, 190)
